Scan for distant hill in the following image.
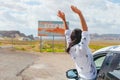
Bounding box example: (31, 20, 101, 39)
(90, 33, 120, 41)
(0, 31, 26, 37)
(0, 30, 120, 41)
(0, 30, 34, 40)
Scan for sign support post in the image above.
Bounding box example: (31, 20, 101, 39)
(38, 21, 69, 53)
(52, 35, 54, 53)
(65, 36, 67, 52)
(40, 36, 42, 52)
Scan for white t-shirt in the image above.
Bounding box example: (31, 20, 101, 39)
(65, 30, 97, 79)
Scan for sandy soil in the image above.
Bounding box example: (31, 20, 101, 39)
(21, 53, 75, 80)
(0, 48, 38, 80)
(0, 47, 75, 80)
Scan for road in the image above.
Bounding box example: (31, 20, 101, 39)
(0, 48, 38, 80)
(0, 48, 75, 80)
(21, 53, 75, 80)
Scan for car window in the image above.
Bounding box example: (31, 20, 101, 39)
(97, 53, 120, 80)
(115, 58, 120, 70)
(94, 56, 106, 69)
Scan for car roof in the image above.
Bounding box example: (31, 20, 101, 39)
(93, 45, 120, 55)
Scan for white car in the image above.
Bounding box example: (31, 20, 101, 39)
(66, 45, 120, 80)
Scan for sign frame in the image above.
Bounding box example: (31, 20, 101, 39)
(38, 21, 69, 36)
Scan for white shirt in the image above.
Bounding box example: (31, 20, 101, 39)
(65, 30, 97, 79)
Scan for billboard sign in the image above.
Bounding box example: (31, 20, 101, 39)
(38, 21, 69, 36)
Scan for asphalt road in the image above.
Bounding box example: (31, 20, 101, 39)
(21, 53, 75, 80)
(0, 48, 38, 80)
(0, 47, 75, 80)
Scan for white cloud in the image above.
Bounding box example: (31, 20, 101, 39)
(0, 0, 120, 36)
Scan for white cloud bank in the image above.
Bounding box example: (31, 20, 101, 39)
(0, 0, 120, 36)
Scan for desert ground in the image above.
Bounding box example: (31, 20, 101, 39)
(1, 40, 120, 80)
(0, 47, 75, 80)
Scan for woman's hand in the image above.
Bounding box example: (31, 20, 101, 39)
(71, 5, 81, 14)
(57, 10, 69, 30)
(57, 10, 66, 21)
(71, 5, 88, 31)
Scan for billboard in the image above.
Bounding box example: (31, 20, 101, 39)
(38, 21, 69, 36)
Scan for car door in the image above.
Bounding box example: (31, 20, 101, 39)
(97, 52, 120, 80)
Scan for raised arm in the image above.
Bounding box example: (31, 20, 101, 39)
(57, 10, 69, 30)
(71, 5, 88, 31)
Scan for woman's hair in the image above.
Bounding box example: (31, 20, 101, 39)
(66, 28, 82, 53)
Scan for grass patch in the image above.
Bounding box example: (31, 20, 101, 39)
(89, 45, 107, 52)
(0, 42, 2, 45)
(1, 40, 120, 52)
(15, 47, 26, 51)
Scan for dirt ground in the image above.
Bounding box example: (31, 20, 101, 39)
(0, 48, 38, 80)
(21, 53, 75, 80)
(0, 47, 75, 80)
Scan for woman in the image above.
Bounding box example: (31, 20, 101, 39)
(57, 5, 97, 80)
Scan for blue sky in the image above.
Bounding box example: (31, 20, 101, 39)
(110, 0, 120, 3)
(0, 0, 120, 37)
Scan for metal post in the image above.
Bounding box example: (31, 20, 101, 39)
(40, 36, 42, 52)
(65, 36, 67, 52)
(11, 35, 14, 49)
(52, 35, 54, 53)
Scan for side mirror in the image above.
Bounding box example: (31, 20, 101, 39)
(66, 69, 79, 80)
